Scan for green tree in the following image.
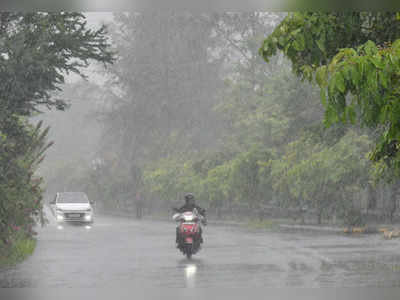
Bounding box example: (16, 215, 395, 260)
(230, 147, 275, 209)
(90, 12, 224, 209)
(0, 120, 51, 245)
(0, 12, 113, 116)
(270, 130, 371, 224)
(260, 12, 400, 175)
(0, 12, 113, 250)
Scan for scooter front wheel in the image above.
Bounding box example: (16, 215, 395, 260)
(185, 244, 193, 259)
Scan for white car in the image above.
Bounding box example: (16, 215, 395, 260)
(50, 192, 95, 224)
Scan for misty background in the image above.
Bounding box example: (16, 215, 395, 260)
(36, 12, 398, 225)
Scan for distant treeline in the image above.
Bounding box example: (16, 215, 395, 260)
(46, 13, 400, 226)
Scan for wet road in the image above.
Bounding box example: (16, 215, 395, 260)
(1, 209, 400, 287)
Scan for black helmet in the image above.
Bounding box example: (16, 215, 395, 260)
(184, 193, 195, 203)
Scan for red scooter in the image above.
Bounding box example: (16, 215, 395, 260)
(173, 209, 205, 259)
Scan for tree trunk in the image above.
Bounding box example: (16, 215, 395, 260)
(389, 182, 400, 223)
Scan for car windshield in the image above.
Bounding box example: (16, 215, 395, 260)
(57, 193, 89, 204)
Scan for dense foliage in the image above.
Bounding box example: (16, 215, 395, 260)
(260, 12, 400, 177)
(0, 120, 51, 246)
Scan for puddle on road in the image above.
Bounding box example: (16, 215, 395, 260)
(184, 264, 197, 287)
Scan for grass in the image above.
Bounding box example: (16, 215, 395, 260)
(0, 234, 36, 268)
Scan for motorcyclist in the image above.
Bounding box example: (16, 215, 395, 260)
(175, 193, 206, 245)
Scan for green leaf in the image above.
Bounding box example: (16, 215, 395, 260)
(363, 40, 378, 56)
(320, 89, 327, 107)
(293, 34, 305, 51)
(392, 38, 400, 50)
(316, 38, 326, 53)
(301, 65, 313, 81)
(278, 36, 286, 47)
(378, 71, 389, 89)
(334, 72, 346, 93)
(346, 106, 356, 124)
(368, 56, 384, 69)
(351, 63, 361, 86)
(316, 65, 328, 87)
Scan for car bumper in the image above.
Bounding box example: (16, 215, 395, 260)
(57, 213, 93, 223)
(58, 219, 93, 223)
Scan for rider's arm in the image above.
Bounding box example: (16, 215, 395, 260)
(196, 206, 206, 217)
(177, 205, 186, 213)
(198, 207, 207, 225)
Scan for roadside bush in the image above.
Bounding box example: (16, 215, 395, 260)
(341, 208, 365, 227)
(0, 231, 36, 267)
(0, 119, 50, 247)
